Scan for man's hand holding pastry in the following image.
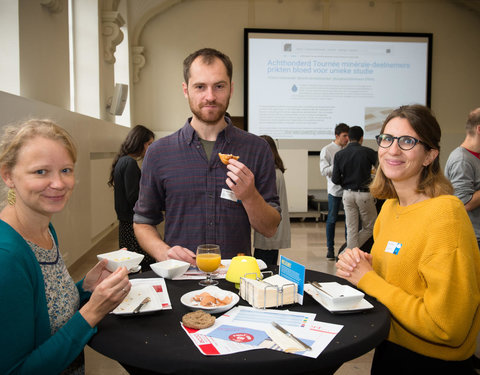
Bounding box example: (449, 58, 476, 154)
(225, 158, 257, 202)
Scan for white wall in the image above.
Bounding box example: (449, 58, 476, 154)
(90, 158, 116, 239)
(0, 91, 129, 266)
(279, 149, 308, 212)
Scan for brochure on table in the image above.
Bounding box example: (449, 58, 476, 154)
(181, 306, 343, 358)
(279, 255, 305, 304)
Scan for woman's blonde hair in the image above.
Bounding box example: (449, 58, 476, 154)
(370, 105, 453, 199)
(0, 119, 77, 172)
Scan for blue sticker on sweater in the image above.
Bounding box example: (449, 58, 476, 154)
(385, 241, 402, 255)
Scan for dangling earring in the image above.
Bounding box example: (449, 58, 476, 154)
(7, 188, 16, 205)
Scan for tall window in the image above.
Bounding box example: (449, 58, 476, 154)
(68, 0, 75, 112)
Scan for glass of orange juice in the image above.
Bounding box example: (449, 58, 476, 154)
(196, 244, 221, 286)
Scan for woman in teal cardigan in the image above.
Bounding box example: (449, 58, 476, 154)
(0, 120, 131, 374)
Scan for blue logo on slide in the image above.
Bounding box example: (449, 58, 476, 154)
(291, 84, 298, 92)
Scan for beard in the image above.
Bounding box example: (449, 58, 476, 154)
(189, 97, 230, 125)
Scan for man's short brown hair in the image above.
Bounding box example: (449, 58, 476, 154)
(183, 48, 233, 84)
(466, 108, 480, 136)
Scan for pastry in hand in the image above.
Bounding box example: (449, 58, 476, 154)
(218, 153, 239, 165)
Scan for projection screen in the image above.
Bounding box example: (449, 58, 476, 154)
(244, 28, 432, 149)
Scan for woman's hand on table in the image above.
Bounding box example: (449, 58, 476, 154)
(80, 266, 131, 327)
(335, 247, 373, 286)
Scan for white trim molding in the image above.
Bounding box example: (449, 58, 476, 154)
(102, 11, 125, 64)
(132, 46, 146, 83)
(40, 0, 63, 13)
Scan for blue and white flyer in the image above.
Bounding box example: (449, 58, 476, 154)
(279, 255, 306, 304)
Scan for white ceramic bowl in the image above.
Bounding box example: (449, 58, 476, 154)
(150, 259, 190, 279)
(313, 282, 365, 310)
(97, 249, 144, 272)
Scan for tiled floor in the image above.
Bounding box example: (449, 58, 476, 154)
(68, 219, 480, 374)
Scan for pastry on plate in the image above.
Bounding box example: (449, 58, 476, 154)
(182, 310, 215, 329)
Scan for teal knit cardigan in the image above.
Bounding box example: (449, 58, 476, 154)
(0, 220, 97, 374)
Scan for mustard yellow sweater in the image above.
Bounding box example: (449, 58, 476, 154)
(358, 195, 480, 361)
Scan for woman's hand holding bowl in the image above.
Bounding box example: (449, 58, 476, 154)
(82, 258, 112, 292)
(80, 266, 131, 327)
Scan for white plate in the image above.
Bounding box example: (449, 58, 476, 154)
(221, 258, 267, 270)
(304, 283, 374, 314)
(112, 283, 165, 315)
(181, 286, 239, 314)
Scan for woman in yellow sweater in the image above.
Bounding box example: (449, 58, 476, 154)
(336, 104, 480, 374)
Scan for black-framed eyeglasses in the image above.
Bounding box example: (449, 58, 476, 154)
(375, 134, 428, 151)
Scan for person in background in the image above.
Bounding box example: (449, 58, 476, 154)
(445, 107, 480, 372)
(108, 124, 155, 270)
(332, 126, 377, 251)
(0, 119, 131, 374)
(253, 135, 291, 265)
(320, 122, 349, 260)
(445, 107, 480, 248)
(133, 48, 280, 263)
(336, 105, 480, 374)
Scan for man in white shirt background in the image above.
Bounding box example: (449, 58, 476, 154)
(320, 123, 349, 260)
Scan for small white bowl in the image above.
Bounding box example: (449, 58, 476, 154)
(313, 282, 365, 310)
(97, 249, 144, 272)
(150, 259, 190, 279)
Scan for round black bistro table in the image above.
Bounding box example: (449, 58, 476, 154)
(88, 269, 390, 375)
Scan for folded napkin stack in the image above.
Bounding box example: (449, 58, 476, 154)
(239, 274, 297, 308)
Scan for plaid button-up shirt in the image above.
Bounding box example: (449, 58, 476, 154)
(134, 118, 280, 258)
